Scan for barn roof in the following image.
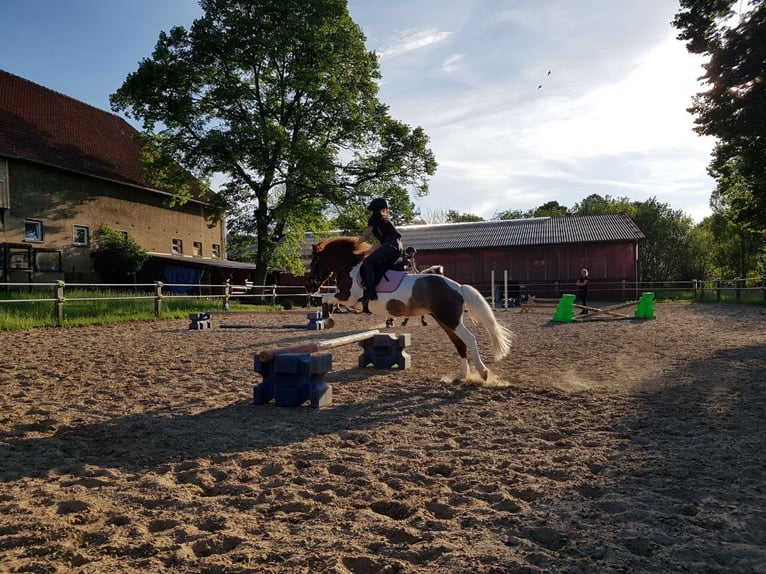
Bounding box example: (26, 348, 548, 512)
(0, 69, 208, 202)
(397, 214, 644, 251)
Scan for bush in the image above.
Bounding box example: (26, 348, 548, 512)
(91, 225, 149, 282)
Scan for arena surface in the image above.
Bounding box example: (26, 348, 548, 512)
(0, 303, 764, 573)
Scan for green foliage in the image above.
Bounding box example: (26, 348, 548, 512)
(673, 0, 766, 233)
(570, 194, 637, 218)
(446, 210, 484, 223)
(493, 208, 535, 220)
(632, 199, 707, 282)
(110, 0, 436, 284)
(698, 211, 766, 277)
(91, 225, 149, 282)
(532, 201, 569, 218)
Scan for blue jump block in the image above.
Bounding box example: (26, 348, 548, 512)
(253, 353, 333, 407)
(189, 312, 212, 330)
(282, 311, 327, 330)
(306, 311, 326, 330)
(358, 333, 411, 370)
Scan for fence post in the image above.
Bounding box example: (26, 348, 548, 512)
(734, 277, 743, 302)
(54, 280, 65, 327)
(715, 279, 721, 302)
(154, 281, 163, 318)
(223, 280, 232, 311)
(621, 279, 626, 301)
(270, 284, 277, 307)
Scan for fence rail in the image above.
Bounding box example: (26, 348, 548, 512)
(487, 274, 766, 309)
(1, 275, 764, 326)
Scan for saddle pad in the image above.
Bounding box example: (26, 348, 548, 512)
(357, 270, 410, 293)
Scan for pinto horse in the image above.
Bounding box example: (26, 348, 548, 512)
(305, 237, 513, 381)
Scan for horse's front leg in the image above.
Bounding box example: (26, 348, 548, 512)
(320, 294, 340, 328)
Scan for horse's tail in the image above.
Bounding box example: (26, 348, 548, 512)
(460, 284, 513, 361)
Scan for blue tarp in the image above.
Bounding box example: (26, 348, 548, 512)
(164, 264, 203, 294)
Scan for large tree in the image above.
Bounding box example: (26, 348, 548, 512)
(111, 0, 436, 284)
(673, 0, 766, 233)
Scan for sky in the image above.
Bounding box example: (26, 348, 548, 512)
(3, 0, 716, 222)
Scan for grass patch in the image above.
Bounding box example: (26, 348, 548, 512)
(0, 289, 281, 331)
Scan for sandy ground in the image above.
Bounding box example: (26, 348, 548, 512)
(0, 302, 764, 573)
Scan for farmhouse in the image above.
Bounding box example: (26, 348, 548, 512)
(0, 69, 255, 287)
(294, 214, 645, 302)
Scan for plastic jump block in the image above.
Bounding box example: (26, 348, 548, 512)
(189, 312, 212, 330)
(282, 311, 327, 330)
(358, 333, 411, 370)
(635, 292, 656, 320)
(551, 294, 576, 323)
(253, 352, 333, 408)
(306, 311, 327, 330)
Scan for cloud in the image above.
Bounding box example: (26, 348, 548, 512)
(377, 28, 453, 59)
(440, 54, 463, 73)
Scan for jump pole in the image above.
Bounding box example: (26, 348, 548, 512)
(258, 329, 381, 362)
(573, 301, 635, 319)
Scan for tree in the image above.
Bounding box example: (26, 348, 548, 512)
(493, 208, 534, 220)
(446, 210, 484, 223)
(570, 194, 637, 218)
(673, 1, 766, 233)
(110, 0, 436, 284)
(532, 201, 569, 217)
(91, 225, 149, 282)
(631, 199, 707, 282)
(699, 211, 765, 277)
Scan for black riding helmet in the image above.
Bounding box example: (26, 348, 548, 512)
(405, 246, 417, 254)
(367, 197, 388, 211)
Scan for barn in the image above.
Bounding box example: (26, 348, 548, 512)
(291, 214, 645, 303)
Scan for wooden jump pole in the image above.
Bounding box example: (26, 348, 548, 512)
(258, 329, 381, 362)
(573, 301, 636, 319)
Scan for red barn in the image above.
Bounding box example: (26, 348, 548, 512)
(291, 214, 644, 302)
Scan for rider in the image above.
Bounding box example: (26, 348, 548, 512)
(354, 197, 403, 313)
(395, 246, 419, 272)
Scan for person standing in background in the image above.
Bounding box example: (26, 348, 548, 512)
(576, 268, 590, 314)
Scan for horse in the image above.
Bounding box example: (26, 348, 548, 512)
(305, 237, 513, 381)
(389, 264, 444, 328)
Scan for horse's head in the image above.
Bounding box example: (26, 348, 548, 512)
(305, 242, 333, 293)
(305, 237, 370, 294)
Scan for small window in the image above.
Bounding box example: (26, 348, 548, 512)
(24, 220, 43, 242)
(172, 238, 183, 255)
(193, 241, 202, 256)
(73, 226, 89, 246)
(120, 230, 129, 240)
(211, 244, 221, 259)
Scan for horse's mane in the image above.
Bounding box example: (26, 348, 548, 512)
(315, 236, 372, 257)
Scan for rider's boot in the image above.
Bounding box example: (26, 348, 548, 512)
(358, 265, 377, 310)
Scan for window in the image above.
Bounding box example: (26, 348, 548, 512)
(193, 241, 202, 256)
(211, 244, 221, 259)
(172, 238, 183, 255)
(73, 226, 89, 246)
(24, 220, 43, 242)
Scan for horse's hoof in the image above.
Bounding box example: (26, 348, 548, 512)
(481, 369, 490, 381)
(326, 317, 335, 329)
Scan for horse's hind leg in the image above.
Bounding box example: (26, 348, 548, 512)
(435, 320, 470, 380)
(454, 322, 489, 380)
